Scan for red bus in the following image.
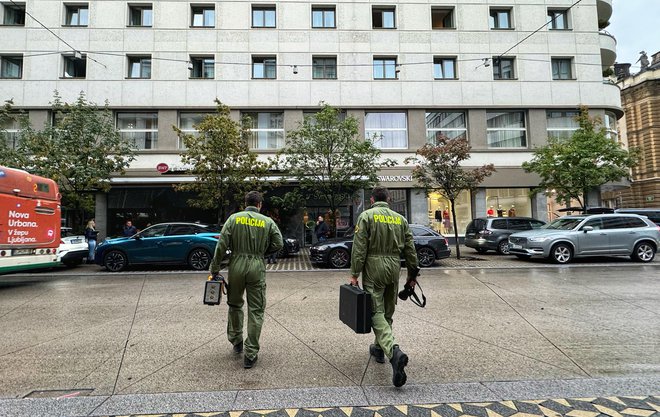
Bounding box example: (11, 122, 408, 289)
(0, 166, 61, 274)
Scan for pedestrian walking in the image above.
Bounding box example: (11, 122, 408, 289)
(314, 215, 329, 242)
(84, 219, 99, 264)
(209, 191, 283, 369)
(349, 186, 419, 387)
(123, 220, 137, 237)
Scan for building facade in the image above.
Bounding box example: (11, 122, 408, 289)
(1, 0, 621, 238)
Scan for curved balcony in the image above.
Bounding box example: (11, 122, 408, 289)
(600, 30, 617, 70)
(597, 0, 613, 26)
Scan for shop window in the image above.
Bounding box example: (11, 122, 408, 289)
(365, 112, 407, 149)
(486, 111, 526, 148)
(117, 112, 158, 149)
(547, 110, 579, 140)
(428, 191, 472, 236)
(178, 112, 212, 148)
(426, 111, 467, 143)
(243, 111, 284, 149)
(485, 188, 532, 218)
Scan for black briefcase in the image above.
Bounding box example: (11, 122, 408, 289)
(339, 284, 372, 334)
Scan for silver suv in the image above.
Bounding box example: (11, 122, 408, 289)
(508, 214, 660, 264)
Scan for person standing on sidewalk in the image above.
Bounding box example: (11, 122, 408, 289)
(84, 219, 99, 264)
(349, 186, 419, 387)
(209, 191, 283, 369)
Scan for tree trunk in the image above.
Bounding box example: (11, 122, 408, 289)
(450, 198, 461, 259)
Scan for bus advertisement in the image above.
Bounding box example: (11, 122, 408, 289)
(0, 166, 61, 274)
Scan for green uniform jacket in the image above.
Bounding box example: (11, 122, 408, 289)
(350, 201, 418, 278)
(210, 206, 283, 273)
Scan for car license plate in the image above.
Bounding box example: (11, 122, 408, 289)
(71, 239, 83, 244)
(511, 244, 522, 249)
(13, 249, 33, 256)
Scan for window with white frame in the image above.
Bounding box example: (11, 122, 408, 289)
(489, 8, 512, 29)
(178, 112, 211, 148)
(312, 6, 335, 28)
(486, 111, 527, 148)
(552, 57, 573, 80)
(373, 57, 397, 79)
(252, 5, 276, 28)
(433, 57, 456, 79)
(546, 110, 579, 140)
(189, 56, 214, 79)
(493, 57, 515, 79)
(64, 4, 88, 26)
(425, 112, 467, 142)
(117, 112, 158, 149)
(243, 112, 284, 149)
(365, 112, 408, 149)
(1, 117, 21, 149)
(548, 9, 569, 30)
(604, 111, 618, 140)
(0, 55, 22, 79)
(127, 55, 151, 78)
(3, 3, 25, 25)
(191, 5, 214, 27)
(62, 54, 86, 78)
(129, 4, 152, 27)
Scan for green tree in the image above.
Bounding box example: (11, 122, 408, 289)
(276, 104, 393, 236)
(406, 135, 495, 259)
(4, 92, 137, 229)
(0, 99, 28, 168)
(522, 108, 639, 210)
(175, 100, 268, 223)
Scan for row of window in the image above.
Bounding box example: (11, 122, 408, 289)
(3, 110, 618, 151)
(1, 3, 572, 31)
(0, 54, 578, 81)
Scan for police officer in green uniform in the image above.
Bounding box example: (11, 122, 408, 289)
(210, 191, 283, 369)
(349, 186, 419, 387)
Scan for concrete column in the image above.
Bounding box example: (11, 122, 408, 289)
(284, 109, 303, 143)
(528, 109, 548, 148)
(467, 109, 487, 149)
(408, 109, 426, 150)
(410, 188, 429, 226)
(347, 109, 364, 139)
(95, 193, 108, 240)
(473, 188, 486, 218)
(158, 110, 178, 150)
(532, 193, 548, 222)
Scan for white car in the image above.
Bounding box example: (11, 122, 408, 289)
(57, 227, 89, 267)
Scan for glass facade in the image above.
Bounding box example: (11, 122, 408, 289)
(365, 112, 407, 149)
(117, 112, 158, 149)
(244, 112, 284, 149)
(425, 111, 467, 142)
(487, 111, 526, 148)
(485, 188, 532, 218)
(427, 191, 472, 236)
(547, 110, 579, 140)
(178, 112, 211, 148)
(604, 111, 618, 140)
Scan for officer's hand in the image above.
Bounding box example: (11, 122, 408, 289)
(407, 279, 417, 289)
(349, 276, 358, 286)
(211, 272, 219, 280)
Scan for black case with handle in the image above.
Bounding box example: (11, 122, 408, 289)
(339, 284, 372, 333)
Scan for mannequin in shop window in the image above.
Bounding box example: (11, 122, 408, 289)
(508, 205, 516, 217)
(496, 205, 504, 217)
(487, 206, 495, 217)
(442, 206, 452, 234)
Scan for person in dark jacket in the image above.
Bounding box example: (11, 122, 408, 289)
(84, 219, 99, 264)
(123, 220, 137, 237)
(314, 216, 329, 242)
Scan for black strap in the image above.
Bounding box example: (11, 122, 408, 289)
(409, 282, 426, 308)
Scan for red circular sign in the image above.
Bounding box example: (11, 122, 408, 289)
(156, 163, 169, 173)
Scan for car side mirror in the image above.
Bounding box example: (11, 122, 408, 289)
(582, 226, 594, 233)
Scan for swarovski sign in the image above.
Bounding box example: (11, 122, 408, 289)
(377, 175, 413, 182)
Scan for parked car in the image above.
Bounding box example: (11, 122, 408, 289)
(57, 227, 89, 267)
(279, 237, 300, 257)
(310, 224, 451, 268)
(94, 222, 220, 272)
(508, 214, 660, 264)
(615, 208, 660, 226)
(465, 217, 546, 255)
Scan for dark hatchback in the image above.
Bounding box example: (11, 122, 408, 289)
(465, 217, 546, 255)
(310, 224, 451, 268)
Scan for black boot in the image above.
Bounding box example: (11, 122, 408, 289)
(390, 346, 408, 387)
(233, 341, 243, 354)
(244, 355, 258, 369)
(369, 344, 385, 363)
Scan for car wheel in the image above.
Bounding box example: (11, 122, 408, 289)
(104, 250, 128, 272)
(515, 254, 531, 260)
(476, 248, 488, 254)
(188, 248, 211, 271)
(328, 248, 350, 269)
(550, 243, 573, 264)
(497, 240, 510, 255)
(631, 241, 656, 262)
(417, 247, 436, 267)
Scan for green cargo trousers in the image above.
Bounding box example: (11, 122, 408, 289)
(362, 255, 401, 360)
(226, 254, 267, 360)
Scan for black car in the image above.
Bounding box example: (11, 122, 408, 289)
(278, 237, 301, 257)
(465, 217, 546, 255)
(310, 224, 451, 268)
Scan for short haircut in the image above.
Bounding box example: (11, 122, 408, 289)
(245, 191, 263, 207)
(371, 186, 389, 202)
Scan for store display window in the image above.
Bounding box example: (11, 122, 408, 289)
(485, 188, 532, 218)
(427, 191, 472, 236)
